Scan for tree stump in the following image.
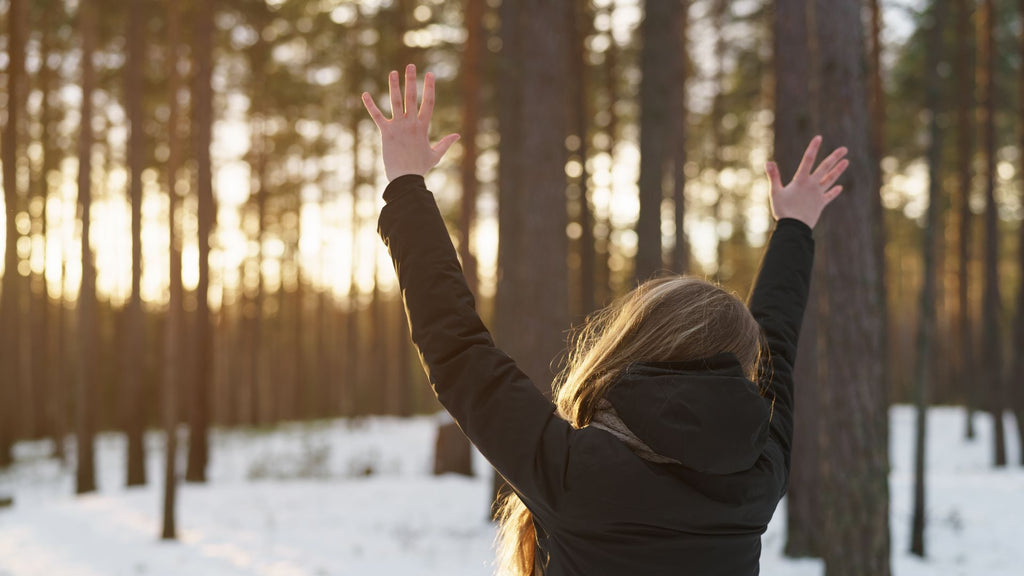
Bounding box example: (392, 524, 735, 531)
(433, 422, 473, 476)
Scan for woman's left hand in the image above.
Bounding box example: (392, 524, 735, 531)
(362, 64, 460, 182)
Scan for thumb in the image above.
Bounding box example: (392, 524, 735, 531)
(432, 133, 461, 160)
(765, 162, 784, 193)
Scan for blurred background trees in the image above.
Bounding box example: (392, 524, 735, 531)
(0, 0, 1022, 569)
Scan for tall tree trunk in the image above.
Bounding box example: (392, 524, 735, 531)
(910, 0, 946, 556)
(491, 0, 525, 516)
(1014, 0, 1024, 464)
(978, 0, 1006, 468)
(187, 0, 215, 483)
(956, 0, 977, 440)
(38, 3, 65, 460)
(670, 0, 690, 276)
(775, 0, 822, 558)
(460, 0, 483, 299)
(162, 0, 183, 538)
(75, 0, 98, 494)
(865, 0, 891, 438)
(814, 0, 891, 573)
(594, 0, 617, 307)
(492, 0, 570, 516)
(634, 0, 679, 282)
(0, 0, 25, 467)
(570, 0, 597, 315)
(123, 0, 147, 488)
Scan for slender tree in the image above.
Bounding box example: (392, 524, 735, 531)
(670, 0, 690, 275)
(187, 0, 216, 482)
(123, 0, 147, 487)
(162, 0, 184, 539)
(569, 0, 597, 315)
(910, 0, 946, 556)
(634, 0, 680, 282)
(0, 0, 25, 468)
(75, 0, 99, 495)
(1014, 0, 1024, 462)
(956, 0, 977, 440)
(978, 0, 1006, 468)
(459, 0, 483, 299)
(775, 0, 823, 558)
(815, 0, 891, 572)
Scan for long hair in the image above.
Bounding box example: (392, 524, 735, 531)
(493, 275, 767, 576)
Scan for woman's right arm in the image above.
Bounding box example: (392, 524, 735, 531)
(749, 136, 848, 480)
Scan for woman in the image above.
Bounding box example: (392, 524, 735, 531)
(362, 65, 848, 576)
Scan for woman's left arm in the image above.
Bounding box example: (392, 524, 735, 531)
(365, 66, 573, 510)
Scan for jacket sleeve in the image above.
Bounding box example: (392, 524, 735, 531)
(746, 217, 814, 477)
(376, 174, 573, 512)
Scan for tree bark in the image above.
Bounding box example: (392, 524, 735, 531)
(123, 0, 147, 488)
(775, 0, 822, 558)
(815, 0, 891, 573)
(910, 0, 946, 556)
(634, 0, 679, 282)
(162, 0, 184, 538)
(187, 0, 216, 483)
(978, 0, 1006, 468)
(955, 0, 977, 440)
(1014, 0, 1024, 465)
(75, 0, 98, 494)
(670, 0, 690, 276)
(0, 0, 25, 467)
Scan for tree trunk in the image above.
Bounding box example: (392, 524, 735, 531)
(569, 0, 597, 316)
(1014, 0, 1024, 464)
(492, 0, 570, 517)
(75, 0, 98, 494)
(0, 0, 25, 467)
(910, 0, 946, 556)
(955, 0, 976, 440)
(459, 0, 483, 299)
(124, 0, 147, 488)
(492, 0, 525, 517)
(775, 0, 822, 558)
(814, 0, 891, 573)
(670, 0, 690, 276)
(978, 0, 1006, 468)
(634, 0, 679, 282)
(187, 0, 215, 483)
(162, 0, 183, 538)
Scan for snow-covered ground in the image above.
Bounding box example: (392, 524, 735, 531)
(0, 406, 1021, 575)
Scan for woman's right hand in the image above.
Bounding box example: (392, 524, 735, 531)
(764, 135, 849, 229)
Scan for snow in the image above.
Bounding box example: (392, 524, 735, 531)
(0, 406, 1021, 575)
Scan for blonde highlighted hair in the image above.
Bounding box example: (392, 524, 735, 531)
(493, 274, 767, 576)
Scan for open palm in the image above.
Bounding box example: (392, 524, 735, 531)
(361, 64, 460, 182)
(765, 135, 849, 229)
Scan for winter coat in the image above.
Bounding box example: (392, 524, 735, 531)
(377, 174, 814, 576)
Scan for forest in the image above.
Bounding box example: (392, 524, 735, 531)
(0, 0, 1023, 574)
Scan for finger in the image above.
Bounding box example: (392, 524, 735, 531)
(823, 185, 843, 205)
(361, 92, 387, 128)
(431, 133, 461, 160)
(418, 72, 435, 121)
(765, 162, 784, 193)
(404, 64, 417, 118)
(812, 146, 848, 178)
(819, 159, 850, 189)
(795, 135, 823, 176)
(388, 70, 403, 118)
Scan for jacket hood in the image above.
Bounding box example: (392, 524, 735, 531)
(604, 352, 771, 475)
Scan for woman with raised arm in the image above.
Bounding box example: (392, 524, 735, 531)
(363, 65, 848, 576)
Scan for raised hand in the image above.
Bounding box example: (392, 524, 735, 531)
(361, 64, 460, 182)
(764, 135, 848, 229)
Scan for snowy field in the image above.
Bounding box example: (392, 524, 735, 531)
(0, 406, 1021, 576)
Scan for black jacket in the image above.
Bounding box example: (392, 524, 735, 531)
(378, 174, 814, 576)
